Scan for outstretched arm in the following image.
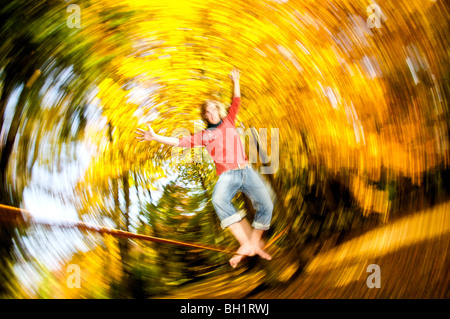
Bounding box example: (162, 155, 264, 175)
(229, 68, 240, 98)
(135, 124, 179, 147)
(226, 68, 241, 123)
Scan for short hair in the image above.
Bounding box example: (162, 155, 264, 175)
(201, 100, 228, 122)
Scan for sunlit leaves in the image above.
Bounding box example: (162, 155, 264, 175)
(1, 0, 448, 298)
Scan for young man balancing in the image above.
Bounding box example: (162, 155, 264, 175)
(135, 68, 273, 268)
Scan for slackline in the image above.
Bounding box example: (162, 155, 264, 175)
(0, 203, 290, 255)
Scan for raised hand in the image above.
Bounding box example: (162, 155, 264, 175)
(135, 124, 157, 142)
(229, 68, 240, 82)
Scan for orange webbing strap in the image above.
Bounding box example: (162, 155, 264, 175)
(0, 203, 236, 254)
(263, 222, 292, 250)
(0, 203, 289, 256)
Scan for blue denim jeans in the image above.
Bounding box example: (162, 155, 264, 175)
(211, 166, 273, 230)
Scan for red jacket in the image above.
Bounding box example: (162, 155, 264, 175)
(178, 97, 248, 176)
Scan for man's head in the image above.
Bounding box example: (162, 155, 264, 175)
(201, 100, 227, 125)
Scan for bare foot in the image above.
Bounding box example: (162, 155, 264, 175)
(252, 237, 272, 261)
(229, 242, 273, 268)
(254, 247, 272, 260)
(229, 243, 255, 268)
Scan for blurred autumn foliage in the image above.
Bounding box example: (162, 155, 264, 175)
(0, 0, 448, 298)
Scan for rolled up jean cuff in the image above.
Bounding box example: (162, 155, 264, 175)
(220, 210, 246, 229)
(252, 221, 270, 231)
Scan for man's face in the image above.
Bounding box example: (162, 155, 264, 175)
(205, 102, 221, 124)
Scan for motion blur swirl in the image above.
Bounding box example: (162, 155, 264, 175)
(0, 0, 448, 298)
